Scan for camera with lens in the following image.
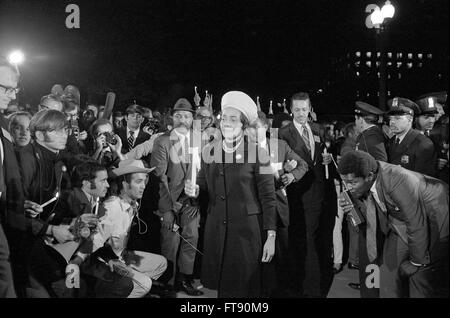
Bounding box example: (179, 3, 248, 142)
(68, 118, 80, 139)
(142, 118, 160, 135)
(104, 131, 118, 145)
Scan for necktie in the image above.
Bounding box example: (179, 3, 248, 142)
(301, 125, 311, 151)
(128, 131, 135, 150)
(365, 193, 378, 262)
(395, 137, 400, 146)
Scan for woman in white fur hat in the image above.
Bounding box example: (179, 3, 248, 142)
(185, 91, 277, 297)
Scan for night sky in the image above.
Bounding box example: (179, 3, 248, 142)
(0, 0, 448, 113)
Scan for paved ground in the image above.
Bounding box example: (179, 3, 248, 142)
(174, 265, 360, 298)
(326, 265, 360, 298)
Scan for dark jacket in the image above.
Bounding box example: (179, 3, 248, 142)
(15, 142, 69, 236)
(356, 125, 387, 161)
(278, 121, 330, 204)
(0, 114, 24, 229)
(198, 138, 277, 297)
(266, 138, 308, 227)
(374, 161, 449, 264)
(387, 128, 436, 177)
(0, 223, 16, 298)
(150, 130, 197, 214)
(117, 126, 151, 154)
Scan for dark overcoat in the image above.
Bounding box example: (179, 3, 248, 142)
(198, 138, 276, 297)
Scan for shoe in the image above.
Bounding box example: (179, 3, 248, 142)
(175, 279, 204, 296)
(347, 262, 359, 270)
(150, 282, 177, 298)
(348, 282, 361, 290)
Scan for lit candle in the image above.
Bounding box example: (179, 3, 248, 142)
(194, 86, 198, 94)
(190, 147, 199, 185)
(41, 192, 59, 209)
(94, 197, 100, 215)
(323, 148, 329, 179)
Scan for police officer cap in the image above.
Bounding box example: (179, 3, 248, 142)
(386, 97, 419, 116)
(355, 101, 384, 116)
(416, 91, 447, 115)
(416, 91, 447, 105)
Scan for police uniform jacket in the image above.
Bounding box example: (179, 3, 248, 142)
(388, 128, 436, 177)
(356, 125, 387, 161)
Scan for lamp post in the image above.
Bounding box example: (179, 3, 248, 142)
(365, 1, 395, 110)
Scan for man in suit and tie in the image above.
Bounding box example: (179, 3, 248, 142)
(150, 98, 203, 296)
(247, 110, 308, 297)
(0, 57, 23, 297)
(386, 97, 435, 177)
(117, 104, 151, 154)
(278, 92, 332, 298)
(339, 150, 448, 298)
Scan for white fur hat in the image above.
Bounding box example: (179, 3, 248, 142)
(221, 91, 258, 124)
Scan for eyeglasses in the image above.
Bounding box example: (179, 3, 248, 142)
(195, 114, 211, 120)
(0, 83, 20, 95)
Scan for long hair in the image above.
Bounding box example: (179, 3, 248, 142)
(29, 109, 68, 138)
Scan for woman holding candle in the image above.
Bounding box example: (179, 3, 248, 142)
(185, 91, 277, 298)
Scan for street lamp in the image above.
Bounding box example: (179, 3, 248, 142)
(366, 1, 396, 110)
(7, 50, 25, 66)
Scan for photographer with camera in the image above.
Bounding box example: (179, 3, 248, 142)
(26, 159, 104, 297)
(89, 118, 125, 169)
(62, 96, 88, 155)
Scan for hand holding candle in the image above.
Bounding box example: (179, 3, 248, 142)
(323, 148, 329, 179)
(94, 197, 100, 216)
(24, 200, 43, 218)
(40, 192, 60, 209)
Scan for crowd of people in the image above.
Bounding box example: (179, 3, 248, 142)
(0, 56, 448, 298)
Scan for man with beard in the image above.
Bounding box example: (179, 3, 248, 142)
(338, 150, 448, 298)
(386, 97, 435, 177)
(150, 98, 203, 296)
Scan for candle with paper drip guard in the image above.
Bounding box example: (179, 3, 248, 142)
(94, 197, 100, 215)
(189, 146, 200, 185)
(323, 147, 329, 179)
(40, 192, 60, 208)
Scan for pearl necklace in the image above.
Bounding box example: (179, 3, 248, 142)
(222, 137, 243, 153)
